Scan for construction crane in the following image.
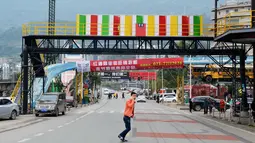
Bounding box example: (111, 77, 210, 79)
(45, 0, 56, 64)
(48, 0, 56, 35)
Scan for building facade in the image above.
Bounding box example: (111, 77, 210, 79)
(212, 0, 251, 29)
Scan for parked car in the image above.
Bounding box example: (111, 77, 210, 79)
(0, 97, 20, 120)
(103, 89, 109, 95)
(191, 96, 230, 111)
(159, 93, 176, 102)
(162, 94, 177, 103)
(234, 98, 253, 113)
(66, 96, 77, 107)
(137, 95, 146, 103)
(35, 92, 66, 117)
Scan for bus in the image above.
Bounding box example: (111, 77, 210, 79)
(201, 64, 253, 82)
(190, 65, 205, 79)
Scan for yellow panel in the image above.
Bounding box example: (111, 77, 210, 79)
(125, 15, 132, 36)
(200, 16, 203, 36)
(147, 15, 155, 36)
(170, 16, 178, 36)
(76, 14, 80, 35)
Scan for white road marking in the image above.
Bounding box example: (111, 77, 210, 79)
(18, 138, 31, 143)
(58, 125, 63, 128)
(34, 133, 44, 137)
(48, 129, 54, 132)
(77, 111, 84, 114)
(65, 122, 70, 125)
(153, 111, 158, 113)
(70, 120, 75, 123)
(110, 110, 114, 113)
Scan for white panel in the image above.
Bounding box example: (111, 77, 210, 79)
(189, 16, 194, 36)
(97, 15, 102, 36)
(178, 15, 182, 36)
(86, 15, 91, 35)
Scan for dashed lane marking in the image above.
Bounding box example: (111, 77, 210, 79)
(48, 129, 54, 132)
(18, 138, 31, 143)
(57, 125, 63, 128)
(34, 133, 44, 137)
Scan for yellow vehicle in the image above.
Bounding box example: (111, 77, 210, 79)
(201, 64, 253, 82)
(190, 65, 206, 79)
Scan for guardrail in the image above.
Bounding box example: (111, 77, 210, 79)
(216, 10, 255, 36)
(22, 22, 215, 37)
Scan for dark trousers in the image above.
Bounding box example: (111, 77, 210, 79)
(204, 106, 208, 114)
(119, 116, 131, 139)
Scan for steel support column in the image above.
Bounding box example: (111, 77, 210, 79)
(232, 55, 237, 115)
(251, 0, 255, 118)
(214, 0, 218, 37)
(252, 0, 255, 101)
(240, 50, 248, 111)
(22, 46, 29, 114)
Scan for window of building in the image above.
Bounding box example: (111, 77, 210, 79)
(234, 9, 238, 12)
(218, 11, 221, 15)
(226, 10, 229, 14)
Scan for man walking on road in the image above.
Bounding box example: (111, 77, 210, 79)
(118, 92, 136, 142)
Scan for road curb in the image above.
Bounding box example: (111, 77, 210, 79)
(0, 118, 45, 133)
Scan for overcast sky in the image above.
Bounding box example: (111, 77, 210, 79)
(0, 0, 218, 30)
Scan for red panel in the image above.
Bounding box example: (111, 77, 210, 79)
(159, 16, 166, 36)
(113, 16, 120, 36)
(90, 15, 98, 35)
(182, 16, 189, 36)
(129, 72, 157, 80)
(136, 24, 146, 36)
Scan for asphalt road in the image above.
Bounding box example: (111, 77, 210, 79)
(0, 95, 254, 143)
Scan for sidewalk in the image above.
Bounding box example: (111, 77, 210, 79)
(164, 103, 255, 133)
(0, 115, 45, 133)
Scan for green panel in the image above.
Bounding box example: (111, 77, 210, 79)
(136, 15, 144, 24)
(102, 15, 110, 36)
(193, 16, 200, 36)
(79, 15, 86, 35)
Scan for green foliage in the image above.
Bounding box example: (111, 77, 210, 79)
(150, 69, 187, 90)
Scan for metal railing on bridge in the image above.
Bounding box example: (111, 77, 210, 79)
(22, 22, 215, 37)
(216, 10, 255, 36)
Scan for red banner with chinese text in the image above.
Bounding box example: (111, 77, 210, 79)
(90, 57, 183, 72)
(129, 72, 157, 80)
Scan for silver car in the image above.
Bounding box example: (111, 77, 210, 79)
(35, 92, 66, 117)
(0, 97, 20, 120)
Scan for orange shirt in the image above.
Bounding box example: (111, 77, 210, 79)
(124, 99, 135, 117)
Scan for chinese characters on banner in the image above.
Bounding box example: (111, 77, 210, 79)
(129, 72, 157, 80)
(90, 58, 183, 72)
(76, 58, 183, 72)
